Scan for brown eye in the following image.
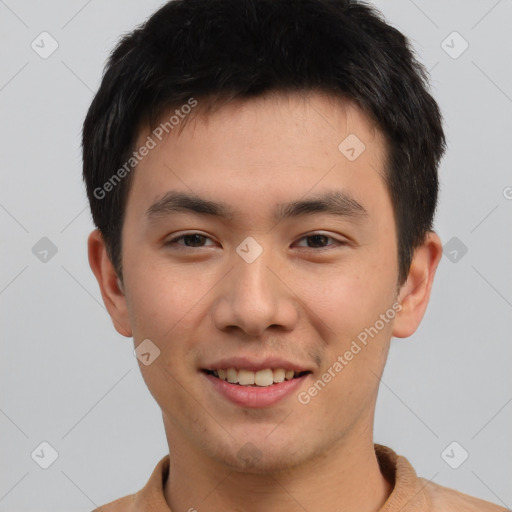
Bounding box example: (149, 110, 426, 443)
(294, 233, 345, 250)
(165, 233, 215, 248)
(304, 234, 330, 248)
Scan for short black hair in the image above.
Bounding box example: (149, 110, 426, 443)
(82, 0, 446, 285)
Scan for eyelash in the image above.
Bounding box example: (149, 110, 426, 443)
(165, 232, 347, 251)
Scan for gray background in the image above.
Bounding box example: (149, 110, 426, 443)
(1, 0, 511, 510)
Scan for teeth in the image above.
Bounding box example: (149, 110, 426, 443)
(226, 368, 238, 383)
(273, 368, 285, 383)
(213, 368, 300, 386)
(254, 369, 273, 386)
(238, 369, 255, 385)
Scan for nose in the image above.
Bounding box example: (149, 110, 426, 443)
(211, 246, 299, 337)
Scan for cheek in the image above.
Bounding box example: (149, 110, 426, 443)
(302, 257, 397, 340)
(302, 248, 397, 402)
(124, 256, 208, 339)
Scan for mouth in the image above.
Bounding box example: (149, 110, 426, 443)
(202, 368, 311, 387)
(202, 367, 312, 408)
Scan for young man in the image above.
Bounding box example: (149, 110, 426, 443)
(83, 0, 506, 510)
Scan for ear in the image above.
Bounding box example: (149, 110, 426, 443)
(392, 231, 443, 338)
(88, 229, 132, 337)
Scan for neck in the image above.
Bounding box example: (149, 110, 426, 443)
(163, 422, 392, 512)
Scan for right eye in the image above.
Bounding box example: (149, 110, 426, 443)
(164, 232, 217, 249)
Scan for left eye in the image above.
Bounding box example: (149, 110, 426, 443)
(294, 233, 342, 249)
(165, 232, 343, 249)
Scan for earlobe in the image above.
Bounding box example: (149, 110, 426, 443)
(87, 229, 133, 338)
(392, 231, 443, 339)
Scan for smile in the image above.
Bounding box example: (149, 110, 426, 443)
(202, 368, 312, 408)
(203, 368, 310, 387)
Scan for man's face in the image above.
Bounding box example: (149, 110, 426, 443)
(119, 92, 400, 472)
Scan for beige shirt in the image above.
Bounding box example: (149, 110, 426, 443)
(93, 445, 507, 511)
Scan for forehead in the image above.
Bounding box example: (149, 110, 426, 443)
(127, 91, 390, 224)
(149, 91, 384, 159)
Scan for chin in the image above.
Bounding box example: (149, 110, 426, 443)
(214, 439, 311, 475)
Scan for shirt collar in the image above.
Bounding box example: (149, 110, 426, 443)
(125, 444, 427, 511)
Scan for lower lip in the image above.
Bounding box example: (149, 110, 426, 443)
(203, 372, 309, 408)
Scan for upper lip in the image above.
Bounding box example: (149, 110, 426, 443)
(202, 357, 313, 373)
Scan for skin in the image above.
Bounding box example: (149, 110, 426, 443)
(89, 91, 442, 511)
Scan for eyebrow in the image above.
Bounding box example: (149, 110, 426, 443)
(146, 190, 368, 224)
